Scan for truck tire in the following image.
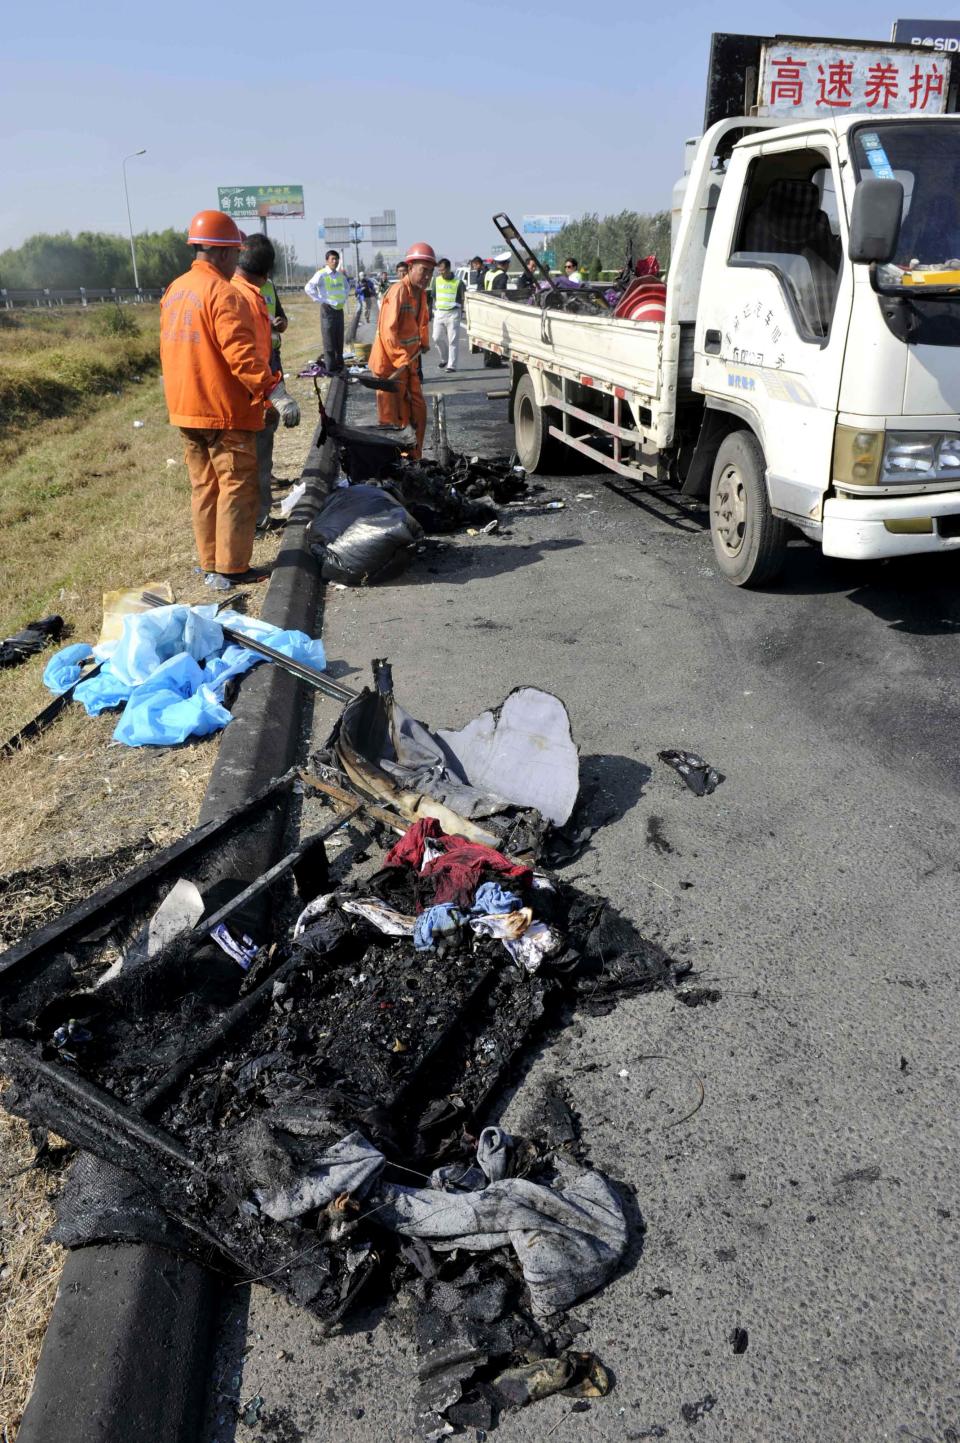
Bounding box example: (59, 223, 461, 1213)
(709, 430, 787, 587)
(513, 373, 562, 473)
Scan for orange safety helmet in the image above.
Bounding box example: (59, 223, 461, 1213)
(404, 241, 437, 265)
(187, 210, 245, 247)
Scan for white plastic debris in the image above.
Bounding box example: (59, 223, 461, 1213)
(133, 420, 145, 429)
(279, 480, 307, 516)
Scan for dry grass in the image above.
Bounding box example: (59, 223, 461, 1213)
(0, 292, 329, 1438)
(0, 307, 160, 455)
(0, 1110, 64, 1439)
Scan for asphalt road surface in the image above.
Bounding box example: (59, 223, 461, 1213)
(204, 327, 960, 1443)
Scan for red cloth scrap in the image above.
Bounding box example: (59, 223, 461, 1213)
(385, 818, 532, 909)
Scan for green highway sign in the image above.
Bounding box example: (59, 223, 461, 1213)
(217, 185, 305, 219)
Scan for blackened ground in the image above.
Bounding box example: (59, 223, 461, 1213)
(202, 332, 960, 1443)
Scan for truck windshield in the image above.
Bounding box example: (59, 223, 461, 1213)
(852, 121, 960, 289)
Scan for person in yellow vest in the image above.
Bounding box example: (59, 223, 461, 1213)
(430, 258, 466, 372)
(485, 251, 510, 292)
(304, 249, 348, 371)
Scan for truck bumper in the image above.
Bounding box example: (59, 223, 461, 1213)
(822, 491, 960, 559)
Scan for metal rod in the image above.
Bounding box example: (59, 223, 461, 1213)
(199, 803, 362, 936)
(219, 623, 358, 704)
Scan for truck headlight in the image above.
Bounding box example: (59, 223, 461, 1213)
(834, 428, 960, 486)
(881, 431, 960, 482)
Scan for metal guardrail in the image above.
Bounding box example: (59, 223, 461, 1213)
(1, 286, 163, 309)
(1, 284, 308, 309)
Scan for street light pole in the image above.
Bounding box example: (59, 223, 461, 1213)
(122, 149, 147, 293)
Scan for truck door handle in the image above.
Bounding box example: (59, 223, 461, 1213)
(704, 329, 721, 354)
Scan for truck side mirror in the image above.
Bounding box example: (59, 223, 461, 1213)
(849, 177, 904, 264)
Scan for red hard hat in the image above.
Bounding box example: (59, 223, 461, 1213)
(404, 241, 437, 265)
(187, 210, 245, 247)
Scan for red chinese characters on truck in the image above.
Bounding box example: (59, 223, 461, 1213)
(765, 48, 946, 115)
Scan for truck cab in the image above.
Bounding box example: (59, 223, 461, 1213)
(693, 112, 960, 579)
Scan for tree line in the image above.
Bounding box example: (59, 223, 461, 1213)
(0, 230, 305, 291)
(548, 210, 672, 275)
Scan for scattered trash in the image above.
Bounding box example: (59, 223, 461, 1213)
(657, 749, 723, 797)
(545, 500, 565, 511)
(240, 1394, 264, 1427)
(576, 493, 595, 500)
(681, 1394, 717, 1424)
(730, 1326, 749, 1354)
(209, 922, 258, 970)
(133, 420, 145, 429)
(279, 480, 307, 516)
(0, 615, 64, 670)
(166, 457, 178, 467)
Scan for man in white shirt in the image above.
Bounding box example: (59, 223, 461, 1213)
(563, 257, 585, 284)
(430, 258, 466, 372)
(305, 249, 349, 372)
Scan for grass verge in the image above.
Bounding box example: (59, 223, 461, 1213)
(0, 293, 331, 1438)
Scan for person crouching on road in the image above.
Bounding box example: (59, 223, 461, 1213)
(368, 241, 435, 459)
(431, 258, 465, 373)
(159, 210, 300, 590)
(304, 248, 348, 373)
(232, 233, 284, 533)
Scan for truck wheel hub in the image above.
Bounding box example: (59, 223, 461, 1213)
(713, 464, 747, 556)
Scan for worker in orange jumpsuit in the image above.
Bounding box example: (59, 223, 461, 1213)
(160, 210, 300, 589)
(368, 241, 436, 459)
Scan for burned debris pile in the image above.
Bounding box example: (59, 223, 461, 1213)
(0, 669, 687, 1437)
(309, 405, 533, 586)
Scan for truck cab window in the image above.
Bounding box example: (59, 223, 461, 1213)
(730, 155, 843, 341)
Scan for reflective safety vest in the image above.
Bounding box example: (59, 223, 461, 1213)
(483, 268, 500, 291)
(435, 274, 460, 309)
(324, 269, 347, 308)
(261, 279, 281, 350)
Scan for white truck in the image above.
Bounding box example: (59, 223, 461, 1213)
(465, 32, 960, 585)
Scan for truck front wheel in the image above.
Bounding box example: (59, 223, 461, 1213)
(709, 431, 787, 587)
(513, 373, 562, 474)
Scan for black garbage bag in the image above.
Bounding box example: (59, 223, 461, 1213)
(0, 615, 64, 669)
(308, 485, 423, 586)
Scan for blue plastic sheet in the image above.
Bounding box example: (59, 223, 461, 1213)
(42, 643, 94, 696)
(43, 605, 328, 747)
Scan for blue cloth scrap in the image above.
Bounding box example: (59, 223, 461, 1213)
(471, 881, 523, 916)
(413, 904, 467, 952)
(112, 654, 233, 747)
(42, 643, 94, 695)
(42, 604, 328, 748)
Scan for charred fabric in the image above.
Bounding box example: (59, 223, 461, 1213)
(0, 669, 689, 1437)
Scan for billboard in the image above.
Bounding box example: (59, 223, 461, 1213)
(892, 19, 960, 51)
(757, 40, 950, 118)
(522, 215, 571, 234)
(217, 185, 305, 219)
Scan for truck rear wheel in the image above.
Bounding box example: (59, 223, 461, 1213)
(709, 430, 787, 587)
(513, 373, 562, 473)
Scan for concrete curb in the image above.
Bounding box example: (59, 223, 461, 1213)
(17, 381, 346, 1443)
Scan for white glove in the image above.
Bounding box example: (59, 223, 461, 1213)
(268, 378, 301, 428)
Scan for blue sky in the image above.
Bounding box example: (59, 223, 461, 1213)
(2, 0, 909, 265)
